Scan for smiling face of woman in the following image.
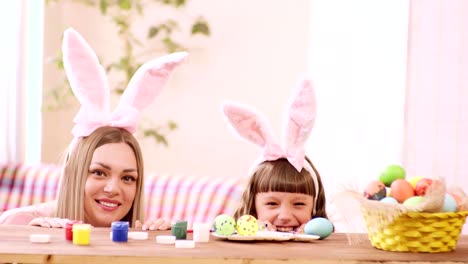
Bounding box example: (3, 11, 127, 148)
(83, 142, 138, 227)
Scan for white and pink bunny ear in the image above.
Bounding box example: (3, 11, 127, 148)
(111, 52, 188, 133)
(62, 28, 111, 137)
(62, 27, 188, 138)
(222, 102, 283, 159)
(62, 28, 110, 113)
(283, 78, 316, 171)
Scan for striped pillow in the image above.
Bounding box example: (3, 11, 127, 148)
(0, 164, 246, 227)
(0, 164, 61, 212)
(144, 172, 244, 228)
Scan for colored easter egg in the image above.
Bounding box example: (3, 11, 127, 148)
(363, 180, 387, 201)
(449, 192, 466, 211)
(386, 187, 391, 197)
(407, 176, 424, 188)
(390, 179, 415, 203)
(442, 193, 458, 212)
(304, 217, 333, 240)
(414, 178, 433, 196)
(236, 215, 258, 236)
(403, 196, 425, 207)
(380, 197, 398, 204)
(379, 165, 406, 187)
(213, 214, 236, 236)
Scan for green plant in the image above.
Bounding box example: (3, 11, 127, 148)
(44, 0, 209, 146)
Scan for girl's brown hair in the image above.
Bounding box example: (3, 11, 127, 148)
(234, 157, 327, 220)
(55, 126, 144, 227)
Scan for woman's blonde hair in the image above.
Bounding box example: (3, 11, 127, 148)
(55, 126, 144, 227)
(234, 157, 327, 220)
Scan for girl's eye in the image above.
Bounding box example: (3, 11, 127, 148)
(122, 175, 137, 182)
(266, 202, 278, 206)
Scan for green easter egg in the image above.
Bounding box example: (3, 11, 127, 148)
(379, 164, 406, 187)
(403, 196, 425, 207)
(213, 214, 236, 236)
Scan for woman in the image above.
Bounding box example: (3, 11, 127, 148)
(0, 28, 188, 230)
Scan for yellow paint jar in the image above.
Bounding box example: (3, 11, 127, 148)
(72, 224, 91, 245)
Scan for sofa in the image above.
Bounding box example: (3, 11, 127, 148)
(0, 163, 245, 228)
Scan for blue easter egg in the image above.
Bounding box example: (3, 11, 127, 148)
(380, 197, 398, 204)
(304, 217, 333, 239)
(443, 193, 457, 212)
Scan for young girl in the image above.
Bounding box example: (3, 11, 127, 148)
(0, 28, 187, 230)
(223, 78, 328, 232)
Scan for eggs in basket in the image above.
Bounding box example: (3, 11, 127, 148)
(361, 164, 468, 253)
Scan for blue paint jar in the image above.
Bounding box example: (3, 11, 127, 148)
(111, 221, 129, 242)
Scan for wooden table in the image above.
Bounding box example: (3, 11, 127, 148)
(1, 225, 468, 264)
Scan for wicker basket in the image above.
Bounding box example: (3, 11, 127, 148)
(361, 207, 468, 253)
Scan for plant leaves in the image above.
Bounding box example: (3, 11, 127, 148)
(144, 129, 169, 147)
(192, 19, 210, 36)
(167, 120, 178, 130)
(148, 26, 159, 38)
(162, 37, 181, 53)
(118, 0, 132, 10)
(99, 0, 108, 14)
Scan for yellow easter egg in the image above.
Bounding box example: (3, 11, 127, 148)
(236, 215, 258, 236)
(408, 176, 423, 189)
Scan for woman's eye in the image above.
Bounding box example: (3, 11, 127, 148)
(91, 170, 105, 176)
(294, 202, 306, 206)
(122, 175, 136, 182)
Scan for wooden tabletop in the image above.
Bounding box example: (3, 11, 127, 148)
(1, 225, 468, 264)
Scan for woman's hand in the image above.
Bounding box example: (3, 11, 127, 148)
(28, 217, 70, 228)
(135, 218, 171, 230)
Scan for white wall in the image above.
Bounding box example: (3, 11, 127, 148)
(42, 0, 312, 180)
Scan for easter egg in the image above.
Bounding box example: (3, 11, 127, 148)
(449, 192, 465, 211)
(379, 164, 406, 187)
(442, 193, 458, 212)
(386, 187, 391, 197)
(236, 215, 258, 236)
(403, 196, 425, 207)
(304, 217, 333, 240)
(390, 179, 415, 203)
(414, 178, 433, 196)
(380, 197, 398, 204)
(213, 214, 236, 236)
(408, 176, 424, 188)
(363, 180, 386, 201)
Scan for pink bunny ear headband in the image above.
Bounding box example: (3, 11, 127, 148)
(222, 78, 319, 214)
(62, 27, 188, 140)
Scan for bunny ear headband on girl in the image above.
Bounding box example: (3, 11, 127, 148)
(222, 78, 319, 214)
(62, 27, 188, 139)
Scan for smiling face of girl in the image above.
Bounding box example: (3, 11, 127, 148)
(83, 142, 138, 227)
(255, 191, 313, 232)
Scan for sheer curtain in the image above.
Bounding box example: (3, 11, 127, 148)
(0, 1, 43, 165)
(307, 0, 409, 192)
(0, 2, 23, 164)
(403, 1, 468, 193)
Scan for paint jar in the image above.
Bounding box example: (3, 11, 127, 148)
(111, 221, 129, 242)
(193, 222, 211, 242)
(65, 220, 82, 241)
(171, 220, 188, 239)
(72, 224, 91, 245)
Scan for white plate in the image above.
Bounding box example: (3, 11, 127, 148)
(211, 231, 319, 242)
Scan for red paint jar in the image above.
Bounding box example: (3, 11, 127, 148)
(65, 220, 82, 241)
